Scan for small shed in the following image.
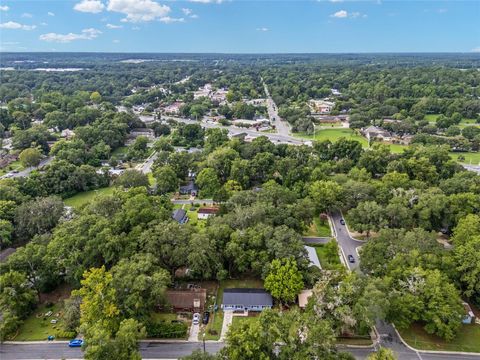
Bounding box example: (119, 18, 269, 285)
(172, 209, 188, 224)
(298, 290, 313, 309)
(463, 302, 476, 324)
(304, 246, 321, 269)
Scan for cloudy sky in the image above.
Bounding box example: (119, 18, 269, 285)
(0, 0, 479, 53)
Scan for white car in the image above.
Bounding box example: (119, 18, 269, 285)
(192, 313, 200, 325)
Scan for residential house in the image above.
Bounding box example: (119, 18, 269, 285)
(163, 101, 184, 115)
(172, 209, 188, 224)
(308, 99, 335, 114)
(165, 289, 207, 312)
(362, 126, 392, 142)
(331, 89, 342, 96)
(298, 290, 313, 309)
(129, 128, 155, 141)
(179, 181, 198, 196)
(60, 129, 75, 139)
(304, 246, 322, 269)
(222, 288, 273, 312)
(193, 84, 212, 100)
(197, 207, 219, 220)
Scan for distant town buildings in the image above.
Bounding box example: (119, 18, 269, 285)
(308, 99, 335, 114)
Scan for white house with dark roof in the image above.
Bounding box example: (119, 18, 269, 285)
(222, 289, 273, 312)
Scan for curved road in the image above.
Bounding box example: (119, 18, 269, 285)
(329, 211, 364, 271)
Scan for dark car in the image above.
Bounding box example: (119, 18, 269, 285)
(340, 219, 345, 225)
(347, 255, 355, 263)
(68, 339, 83, 347)
(203, 311, 210, 325)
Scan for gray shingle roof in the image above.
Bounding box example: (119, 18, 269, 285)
(222, 288, 273, 307)
(172, 209, 187, 222)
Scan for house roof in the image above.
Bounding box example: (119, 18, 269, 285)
(179, 181, 198, 193)
(298, 289, 313, 308)
(222, 288, 273, 307)
(172, 209, 187, 222)
(165, 289, 206, 310)
(198, 207, 219, 215)
(305, 246, 322, 269)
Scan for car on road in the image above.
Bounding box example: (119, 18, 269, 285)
(203, 311, 210, 325)
(340, 219, 345, 225)
(192, 313, 200, 325)
(347, 255, 355, 263)
(68, 339, 83, 347)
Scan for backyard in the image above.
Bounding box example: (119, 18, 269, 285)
(63, 186, 116, 208)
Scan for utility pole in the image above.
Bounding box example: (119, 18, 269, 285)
(203, 332, 206, 353)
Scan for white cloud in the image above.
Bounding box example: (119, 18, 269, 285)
(39, 28, 102, 43)
(48, 12, 55, 16)
(331, 10, 348, 18)
(437, 8, 447, 13)
(256, 27, 269, 32)
(188, 0, 224, 3)
(2, 41, 20, 45)
(132, 26, 140, 30)
(182, 8, 192, 15)
(0, 21, 37, 30)
(0, 5, 9, 11)
(159, 16, 184, 24)
(329, 0, 344, 2)
(74, 0, 105, 14)
(40, 22, 48, 26)
(106, 23, 123, 28)
(21, 13, 33, 18)
(107, 0, 171, 22)
(472, 47, 480, 53)
(113, 39, 120, 43)
(190, 14, 199, 19)
(330, 10, 365, 18)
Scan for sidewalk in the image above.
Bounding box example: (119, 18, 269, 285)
(219, 310, 233, 341)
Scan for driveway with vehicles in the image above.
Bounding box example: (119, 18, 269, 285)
(0, 156, 54, 180)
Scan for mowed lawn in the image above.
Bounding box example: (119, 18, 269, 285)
(398, 323, 480, 353)
(424, 114, 478, 124)
(294, 129, 368, 146)
(452, 151, 480, 165)
(13, 303, 69, 341)
(64, 186, 116, 208)
(304, 217, 331, 237)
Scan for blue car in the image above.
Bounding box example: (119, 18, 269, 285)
(68, 339, 83, 347)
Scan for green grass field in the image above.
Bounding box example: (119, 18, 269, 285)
(294, 129, 368, 146)
(231, 316, 258, 329)
(64, 186, 116, 208)
(304, 217, 331, 237)
(398, 323, 480, 353)
(13, 303, 71, 341)
(0, 160, 24, 176)
(453, 152, 480, 165)
(424, 114, 478, 124)
(204, 310, 223, 341)
(312, 242, 343, 270)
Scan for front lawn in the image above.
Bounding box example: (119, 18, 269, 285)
(13, 303, 72, 341)
(304, 217, 331, 237)
(64, 186, 116, 208)
(204, 310, 223, 341)
(231, 316, 258, 329)
(398, 323, 480, 353)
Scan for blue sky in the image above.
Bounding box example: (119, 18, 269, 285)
(0, 0, 479, 53)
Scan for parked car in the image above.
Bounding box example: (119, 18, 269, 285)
(68, 339, 83, 347)
(347, 255, 355, 263)
(340, 219, 345, 225)
(203, 311, 210, 325)
(192, 313, 200, 325)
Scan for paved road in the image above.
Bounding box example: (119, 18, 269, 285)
(262, 78, 291, 137)
(136, 151, 158, 174)
(302, 237, 331, 245)
(0, 156, 54, 180)
(329, 211, 364, 271)
(0, 342, 225, 360)
(171, 199, 214, 205)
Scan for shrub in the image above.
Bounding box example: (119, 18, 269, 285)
(146, 320, 188, 339)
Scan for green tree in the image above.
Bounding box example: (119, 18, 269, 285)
(114, 170, 149, 188)
(347, 201, 386, 238)
(0, 219, 14, 249)
(90, 91, 102, 104)
(196, 168, 220, 198)
(19, 147, 42, 167)
(154, 165, 178, 195)
(309, 180, 342, 214)
(264, 258, 304, 305)
(367, 348, 397, 360)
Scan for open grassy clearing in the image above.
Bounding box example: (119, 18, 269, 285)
(63, 186, 116, 208)
(304, 217, 331, 237)
(453, 152, 480, 165)
(312, 242, 343, 270)
(204, 310, 223, 341)
(0, 160, 24, 176)
(424, 114, 478, 124)
(398, 323, 480, 353)
(12, 303, 71, 341)
(294, 129, 368, 146)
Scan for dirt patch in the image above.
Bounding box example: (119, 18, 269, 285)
(40, 283, 73, 304)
